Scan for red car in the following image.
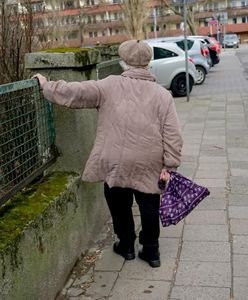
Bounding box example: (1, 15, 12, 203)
(209, 37, 221, 54)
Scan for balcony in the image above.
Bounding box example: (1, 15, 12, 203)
(84, 19, 124, 31)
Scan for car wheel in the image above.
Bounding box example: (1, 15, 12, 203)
(170, 74, 193, 97)
(195, 66, 206, 85)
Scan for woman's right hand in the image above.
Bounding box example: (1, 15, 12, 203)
(32, 73, 48, 89)
(160, 169, 170, 182)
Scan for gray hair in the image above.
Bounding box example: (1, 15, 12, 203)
(119, 60, 149, 71)
(119, 60, 131, 71)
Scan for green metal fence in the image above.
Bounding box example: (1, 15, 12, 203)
(0, 79, 57, 206)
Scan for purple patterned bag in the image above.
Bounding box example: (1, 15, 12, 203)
(159, 171, 210, 227)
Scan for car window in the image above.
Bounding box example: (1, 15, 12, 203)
(224, 34, 238, 40)
(153, 47, 178, 60)
(175, 40, 194, 50)
(199, 40, 208, 46)
(203, 39, 210, 44)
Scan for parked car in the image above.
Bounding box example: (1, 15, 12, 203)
(222, 34, 240, 48)
(146, 36, 210, 85)
(144, 41, 197, 97)
(188, 35, 220, 66)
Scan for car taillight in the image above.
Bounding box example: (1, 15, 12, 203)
(201, 48, 209, 57)
(188, 57, 194, 64)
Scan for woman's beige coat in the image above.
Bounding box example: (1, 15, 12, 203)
(43, 68, 183, 194)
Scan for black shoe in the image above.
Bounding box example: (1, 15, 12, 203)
(138, 250, 161, 268)
(113, 242, 135, 260)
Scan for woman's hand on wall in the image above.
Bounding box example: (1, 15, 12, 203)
(32, 73, 48, 89)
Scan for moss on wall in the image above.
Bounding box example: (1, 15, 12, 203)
(39, 46, 119, 62)
(0, 173, 74, 254)
(40, 47, 93, 53)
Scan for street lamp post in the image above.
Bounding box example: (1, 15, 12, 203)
(153, 8, 157, 38)
(183, 0, 189, 102)
(173, 0, 195, 102)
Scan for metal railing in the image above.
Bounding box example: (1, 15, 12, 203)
(0, 79, 57, 206)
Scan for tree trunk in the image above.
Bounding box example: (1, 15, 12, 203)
(122, 0, 149, 40)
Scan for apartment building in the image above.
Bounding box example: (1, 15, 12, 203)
(195, 0, 248, 42)
(7, 0, 248, 48)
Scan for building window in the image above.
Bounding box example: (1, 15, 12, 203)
(87, 16, 91, 24)
(33, 19, 44, 29)
(67, 31, 78, 39)
(115, 29, 119, 35)
(89, 31, 98, 37)
(199, 19, 205, 27)
(151, 25, 159, 32)
(38, 34, 47, 42)
(32, 2, 45, 12)
(86, 15, 96, 24)
(176, 23, 180, 30)
(65, 15, 78, 25)
(214, 3, 218, 10)
(242, 16, 248, 22)
(233, 17, 237, 24)
(175, 5, 183, 13)
(231, 0, 237, 7)
(86, 0, 95, 5)
(47, 17, 53, 26)
(64, 1, 75, 9)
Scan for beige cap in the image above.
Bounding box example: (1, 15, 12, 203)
(118, 39, 152, 67)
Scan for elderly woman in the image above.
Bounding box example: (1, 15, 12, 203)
(33, 40, 183, 268)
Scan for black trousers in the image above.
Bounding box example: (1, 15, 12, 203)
(104, 183, 160, 249)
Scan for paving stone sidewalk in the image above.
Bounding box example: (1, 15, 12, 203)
(57, 47, 248, 300)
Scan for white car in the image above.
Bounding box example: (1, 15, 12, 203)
(144, 41, 197, 97)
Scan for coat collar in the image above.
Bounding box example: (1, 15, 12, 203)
(121, 68, 156, 82)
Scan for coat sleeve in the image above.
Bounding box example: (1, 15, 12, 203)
(42, 80, 102, 109)
(162, 97, 183, 171)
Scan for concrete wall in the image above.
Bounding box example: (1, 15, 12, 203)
(25, 50, 101, 173)
(0, 49, 112, 300)
(0, 174, 107, 300)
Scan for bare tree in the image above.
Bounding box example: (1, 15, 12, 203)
(122, 0, 149, 40)
(160, 0, 197, 35)
(0, 0, 34, 84)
